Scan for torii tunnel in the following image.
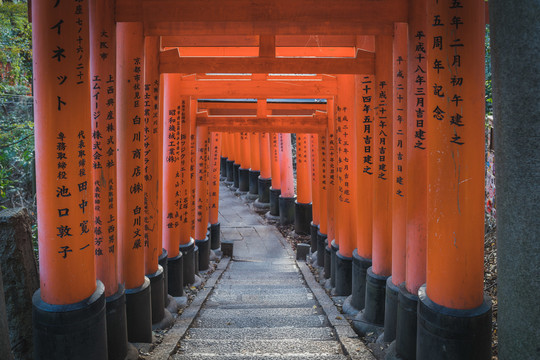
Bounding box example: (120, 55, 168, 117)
(28, 0, 537, 359)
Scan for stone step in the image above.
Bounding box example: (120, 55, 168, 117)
(220, 272, 302, 280)
(212, 286, 309, 296)
(185, 327, 335, 341)
(198, 307, 322, 319)
(217, 279, 304, 286)
(176, 339, 343, 356)
(174, 354, 348, 360)
(228, 263, 297, 272)
(207, 294, 316, 308)
(193, 314, 328, 328)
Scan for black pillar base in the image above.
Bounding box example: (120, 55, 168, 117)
(383, 277, 400, 342)
(310, 223, 319, 252)
(180, 239, 195, 286)
(125, 277, 152, 343)
(335, 252, 353, 296)
(106, 285, 129, 360)
(258, 177, 272, 203)
(353, 267, 388, 336)
(194, 245, 199, 276)
(226, 160, 234, 183)
(220, 156, 227, 178)
(324, 240, 331, 279)
(158, 248, 169, 305)
(294, 201, 312, 235)
(269, 187, 281, 216)
(196, 236, 210, 271)
(167, 252, 184, 297)
(233, 163, 241, 189)
(210, 222, 221, 250)
(238, 167, 250, 192)
(317, 231, 328, 267)
(351, 250, 372, 311)
(148, 266, 165, 325)
(32, 281, 108, 360)
(417, 285, 492, 360)
(330, 240, 339, 288)
(279, 195, 296, 225)
(395, 284, 418, 360)
(248, 170, 260, 197)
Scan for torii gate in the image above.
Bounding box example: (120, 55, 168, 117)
(27, 0, 517, 359)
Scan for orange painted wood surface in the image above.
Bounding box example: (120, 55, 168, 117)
(279, 133, 295, 198)
(189, 99, 197, 238)
(371, 35, 394, 277)
(270, 133, 281, 190)
(162, 74, 182, 258)
(33, 0, 96, 304)
(426, 0, 485, 310)
(196, 115, 326, 134)
(116, 22, 146, 290)
(249, 132, 261, 171)
(239, 132, 251, 169)
(391, 23, 408, 286)
(209, 132, 222, 224)
(317, 133, 328, 235)
(325, 99, 337, 246)
(296, 134, 312, 204)
(143, 36, 161, 275)
(194, 126, 210, 241)
(335, 75, 356, 258)
(177, 97, 192, 246)
(355, 75, 375, 259)
(90, 0, 118, 298)
(259, 132, 272, 179)
(310, 134, 320, 226)
(198, 101, 326, 113)
(159, 49, 374, 75)
(406, 0, 428, 295)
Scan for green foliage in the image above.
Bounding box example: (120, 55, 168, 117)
(485, 25, 493, 115)
(0, 1, 32, 91)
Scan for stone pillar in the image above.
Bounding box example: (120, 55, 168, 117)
(0, 208, 38, 360)
(491, 1, 540, 359)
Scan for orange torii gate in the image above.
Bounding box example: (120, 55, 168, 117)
(29, 0, 494, 359)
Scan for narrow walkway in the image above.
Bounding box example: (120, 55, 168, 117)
(174, 184, 348, 359)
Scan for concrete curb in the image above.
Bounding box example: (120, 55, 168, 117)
(276, 235, 375, 360)
(147, 257, 231, 359)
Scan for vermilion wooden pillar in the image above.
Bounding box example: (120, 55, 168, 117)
(237, 131, 251, 193)
(316, 132, 329, 268)
(256, 131, 272, 207)
(268, 133, 282, 217)
(325, 98, 337, 282)
(355, 34, 394, 334)
(178, 96, 195, 286)
(248, 131, 261, 199)
(189, 99, 197, 240)
(116, 22, 152, 343)
(162, 74, 185, 296)
(232, 132, 242, 190)
(418, 1, 491, 358)
(89, 1, 132, 358)
(295, 134, 313, 235)
(395, 2, 428, 358)
(194, 125, 211, 270)
(278, 133, 295, 225)
(143, 35, 169, 328)
(309, 134, 320, 252)
(383, 22, 408, 343)
(350, 75, 375, 312)
(219, 131, 227, 179)
(31, 0, 107, 357)
(224, 132, 235, 183)
(209, 132, 222, 250)
(334, 75, 356, 296)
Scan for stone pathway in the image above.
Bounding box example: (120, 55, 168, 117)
(173, 185, 351, 359)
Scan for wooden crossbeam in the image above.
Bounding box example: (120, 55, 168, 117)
(161, 35, 360, 48)
(117, 0, 407, 36)
(176, 77, 337, 98)
(196, 115, 327, 134)
(197, 101, 327, 111)
(160, 48, 375, 74)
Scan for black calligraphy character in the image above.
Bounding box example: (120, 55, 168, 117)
(57, 225, 72, 238)
(52, 46, 66, 62)
(50, 20, 64, 34)
(57, 75, 67, 85)
(58, 246, 72, 258)
(56, 185, 71, 197)
(57, 96, 66, 111)
(80, 220, 90, 234)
